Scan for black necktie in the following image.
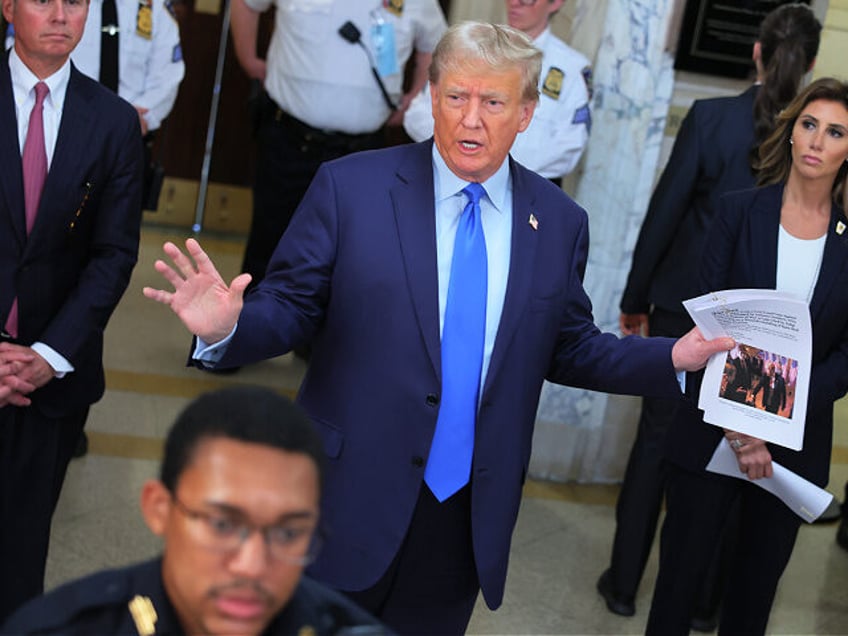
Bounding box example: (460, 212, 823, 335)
(100, 0, 119, 92)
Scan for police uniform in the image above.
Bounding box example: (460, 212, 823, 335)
(403, 26, 592, 181)
(70, 0, 185, 133)
(240, 0, 446, 291)
(2, 558, 393, 635)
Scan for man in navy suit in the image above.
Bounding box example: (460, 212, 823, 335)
(145, 21, 731, 634)
(0, 0, 143, 621)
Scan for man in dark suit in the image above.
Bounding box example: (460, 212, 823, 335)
(144, 21, 731, 634)
(753, 363, 787, 415)
(723, 351, 751, 404)
(0, 0, 143, 621)
(3, 386, 390, 636)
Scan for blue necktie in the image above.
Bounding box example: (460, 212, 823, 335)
(425, 183, 488, 502)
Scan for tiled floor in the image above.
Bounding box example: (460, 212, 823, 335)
(43, 226, 848, 634)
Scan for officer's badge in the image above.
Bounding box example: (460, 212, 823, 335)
(581, 65, 594, 100)
(383, 0, 403, 16)
(136, 0, 153, 40)
(128, 595, 157, 636)
(541, 67, 564, 100)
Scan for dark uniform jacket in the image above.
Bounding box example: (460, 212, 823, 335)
(2, 558, 391, 635)
(621, 85, 759, 316)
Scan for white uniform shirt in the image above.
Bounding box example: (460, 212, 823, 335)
(71, 0, 185, 131)
(403, 27, 592, 179)
(246, 0, 446, 134)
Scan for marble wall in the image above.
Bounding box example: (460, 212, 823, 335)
(530, 0, 679, 482)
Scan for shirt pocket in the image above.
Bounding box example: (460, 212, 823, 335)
(279, 0, 332, 43)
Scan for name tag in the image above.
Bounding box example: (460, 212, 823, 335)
(371, 19, 398, 77)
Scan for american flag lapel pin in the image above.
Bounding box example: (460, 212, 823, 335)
(528, 213, 538, 231)
(837, 220, 846, 235)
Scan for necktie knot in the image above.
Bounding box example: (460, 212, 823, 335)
(462, 183, 485, 207)
(33, 81, 49, 106)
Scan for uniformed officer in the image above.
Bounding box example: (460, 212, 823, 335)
(403, 0, 592, 187)
(2, 386, 392, 636)
(230, 0, 447, 295)
(71, 0, 184, 136)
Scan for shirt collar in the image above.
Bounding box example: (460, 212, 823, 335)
(8, 47, 72, 111)
(432, 144, 512, 213)
(532, 26, 551, 48)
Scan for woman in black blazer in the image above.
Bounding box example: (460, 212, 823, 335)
(599, 4, 823, 623)
(647, 78, 848, 635)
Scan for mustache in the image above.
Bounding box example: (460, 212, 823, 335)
(208, 579, 275, 604)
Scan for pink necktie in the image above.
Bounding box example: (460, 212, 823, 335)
(4, 82, 49, 338)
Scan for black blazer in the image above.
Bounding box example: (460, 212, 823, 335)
(621, 85, 760, 315)
(665, 184, 848, 486)
(0, 53, 143, 416)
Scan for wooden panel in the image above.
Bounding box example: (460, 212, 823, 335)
(144, 177, 198, 227)
(203, 183, 252, 234)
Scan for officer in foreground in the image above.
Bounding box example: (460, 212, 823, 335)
(2, 386, 390, 636)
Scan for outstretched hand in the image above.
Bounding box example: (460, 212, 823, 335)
(671, 326, 734, 373)
(142, 238, 252, 344)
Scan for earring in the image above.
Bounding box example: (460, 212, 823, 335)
(789, 137, 794, 145)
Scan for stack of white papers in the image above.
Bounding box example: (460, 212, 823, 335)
(706, 439, 833, 522)
(685, 290, 832, 522)
(683, 289, 811, 450)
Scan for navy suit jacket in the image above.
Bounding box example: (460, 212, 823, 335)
(665, 184, 848, 486)
(622, 85, 760, 316)
(0, 53, 143, 416)
(218, 140, 681, 608)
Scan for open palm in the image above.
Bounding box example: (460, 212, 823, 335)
(142, 238, 252, 344)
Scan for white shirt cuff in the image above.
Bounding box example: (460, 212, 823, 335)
(31, 342, 73, 378)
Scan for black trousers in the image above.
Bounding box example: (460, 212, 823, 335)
(0, 403, 88, 622)
(607, 308, 693, 600)
(241, 94, 384, 292)
(342, 484, 480, 635)
(647, 465, 801, 636)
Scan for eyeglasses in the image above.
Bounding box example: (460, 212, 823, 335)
(171, 496, 322, 565)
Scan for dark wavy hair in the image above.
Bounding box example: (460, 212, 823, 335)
(757, 77, 848, 210)
(749, 3, 821, 166)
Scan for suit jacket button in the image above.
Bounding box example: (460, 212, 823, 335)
(425, 393, 439, 406)
(411, 456, 424, 467)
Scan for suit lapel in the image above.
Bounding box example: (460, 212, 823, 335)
(809, 206, 848, 321)
(483, 160, 538, 395)
(0, 54, 27, 247)
(29, 66, 94, 244)
(748, 185, 782, 289)
(391, 142, 441, 378)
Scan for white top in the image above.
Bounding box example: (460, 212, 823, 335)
(70, 0, 185, 131)
(245, 0, 446, 134)
(776, 224, 826, 303)
(403, 27, 592, 179)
